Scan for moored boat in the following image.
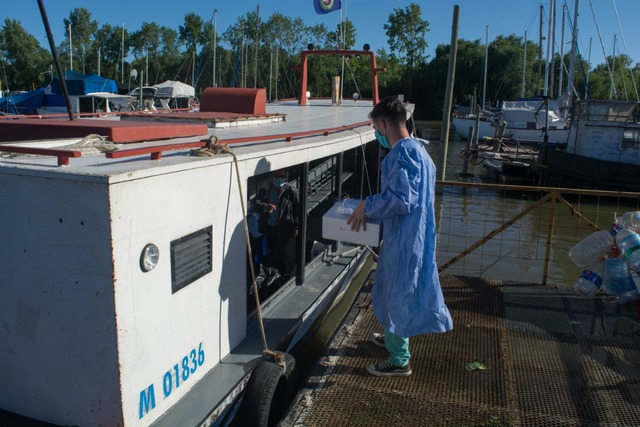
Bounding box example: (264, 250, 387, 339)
(0, 48, 393, 427)
(540, 99, 640, 190)
(452, 98, 570, 145)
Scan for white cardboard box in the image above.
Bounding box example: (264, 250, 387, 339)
(322, 199, 382, 247)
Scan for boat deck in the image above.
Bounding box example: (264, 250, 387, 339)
(0, 99, 374, 174)
(283, 274, 640, 426)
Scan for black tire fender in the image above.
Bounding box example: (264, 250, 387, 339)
(237, 352, 297, 426)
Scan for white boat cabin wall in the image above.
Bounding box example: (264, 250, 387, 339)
(0, 125, 383, 426)
(567, 100, 640, 164)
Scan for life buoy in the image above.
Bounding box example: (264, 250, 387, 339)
(237, 352, 297, 426)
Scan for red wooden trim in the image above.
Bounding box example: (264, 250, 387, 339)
(219, 119, 372, 145)
(105, 141, 207, 159)
(0, 144, 82, 167)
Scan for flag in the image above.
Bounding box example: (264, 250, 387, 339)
(314, 0, 341, 15)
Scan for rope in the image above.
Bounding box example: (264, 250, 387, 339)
(59, 134, 119, 154)
(190, 135, 285, 368)
(0, 134, 118, 159)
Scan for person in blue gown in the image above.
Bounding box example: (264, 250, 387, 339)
(348, 96, 453, 377)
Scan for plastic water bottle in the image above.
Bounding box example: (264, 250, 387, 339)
(568, 230, 614, 268)
(602, 258, 632, 296)
(573, 261, 603, 297)
(615, 228, 640, 272)
(617, 273, 640, 303)
(618, 211, 640, 231)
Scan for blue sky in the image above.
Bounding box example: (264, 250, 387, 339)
(2, 0, 638, 68)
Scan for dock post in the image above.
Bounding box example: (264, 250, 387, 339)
(438, 5, 460, 181)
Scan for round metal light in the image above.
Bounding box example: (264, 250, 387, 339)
(140, 244, 160, 272)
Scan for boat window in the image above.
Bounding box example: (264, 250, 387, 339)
(622, 128, 640, 145)
(244, 141, 380, 310)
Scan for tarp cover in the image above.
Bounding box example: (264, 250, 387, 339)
(154, 80, 195, 98)
(51, 71, 117, 96)
(0, 88, 45, 115)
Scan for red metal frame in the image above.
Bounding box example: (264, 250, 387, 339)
(296, 50, 385, 105)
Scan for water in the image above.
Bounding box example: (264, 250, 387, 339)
(416, 120, 640, 290)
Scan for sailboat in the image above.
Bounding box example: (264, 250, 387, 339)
(452, 2, 571, 146)
(539, 0, 640, 190)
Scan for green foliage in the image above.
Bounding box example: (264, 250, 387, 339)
(384, 3, 429, 68)
(3, 6, 639, 118)
(0, 18, 52, 90)
(62, 8, 98, 73)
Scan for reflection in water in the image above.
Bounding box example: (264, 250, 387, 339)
(418, 121, 640, 289)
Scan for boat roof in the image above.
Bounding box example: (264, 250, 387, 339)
(0, 99, 378, 179)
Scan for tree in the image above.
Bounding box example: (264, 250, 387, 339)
(383, 3, 429, 100)
(179, 13, 207, 53)
(384, 3, 429, 68)
(62, 8, 97, 73)
(92, 23, 128, 82)
(0, 18, 52, 91)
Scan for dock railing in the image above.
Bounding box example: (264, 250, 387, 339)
(435, 181, 640, 287)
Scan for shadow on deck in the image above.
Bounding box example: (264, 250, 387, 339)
(282, 274, 640, 426)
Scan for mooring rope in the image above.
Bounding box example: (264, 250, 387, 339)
(191, 135, 285, 368)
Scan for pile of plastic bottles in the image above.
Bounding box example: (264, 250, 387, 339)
(569, 211, 640, 303)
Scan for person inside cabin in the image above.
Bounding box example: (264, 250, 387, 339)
(253, 168, 300, 276)
(347, 95, 454, 377)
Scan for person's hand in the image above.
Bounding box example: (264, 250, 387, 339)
(267, 203, 276, 213)
(347, 202, 367, 231)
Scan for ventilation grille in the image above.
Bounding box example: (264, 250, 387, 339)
(170, 226, 213, 294)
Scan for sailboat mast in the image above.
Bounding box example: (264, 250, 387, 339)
(522, 31, 527, 98)
(121, 24, 125, 84)
(254, 5, 259, 88)
(68, 23, 72, 70)
(544, 0, 552, 96)
(212, 9, 217, 87)
(557, 4, 565, 97)
(537, 4, 543, 96)
(482, 26, 488, 110)
(566, 0, 578, 99)
(549, 0, 556, 97)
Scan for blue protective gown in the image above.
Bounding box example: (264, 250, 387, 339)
(364, 137, 453, 337)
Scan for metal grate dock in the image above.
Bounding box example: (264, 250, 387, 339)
(281, 275, 640, 427)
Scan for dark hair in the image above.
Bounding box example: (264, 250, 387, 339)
(369, 96, 406, 125)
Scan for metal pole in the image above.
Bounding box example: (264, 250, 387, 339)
(522, 31, 527, 98)
(549, 0, 556, 97)
(482, 25, 488, 111)
(68, 23, 72, 70)
(438, 5, 460, 181)
(566, 0, 579, 99)
(537, 5, 543, 95)
(254, 5, 259, 88)
(269, 50, 273, 101)
(544, 0, 552, 96)
(121, 23, 124, 84)
(145, 51, 149, 85)
(37, 0, 74, 121)
(213, 9, 217, 87)
(558, 5, 565, 97)
(296, 163, 309, 286)
(275, 47, 279, 99)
